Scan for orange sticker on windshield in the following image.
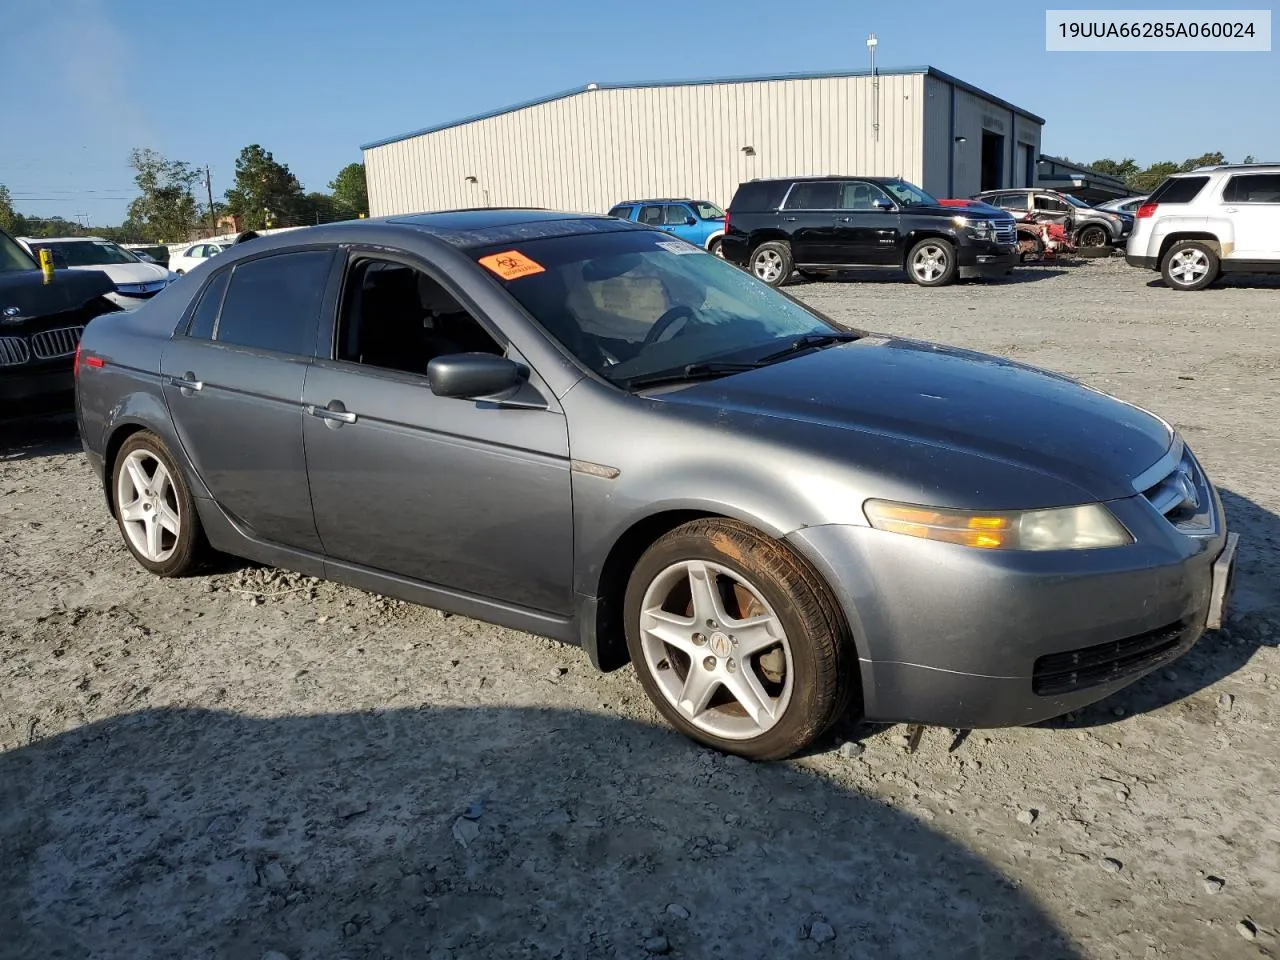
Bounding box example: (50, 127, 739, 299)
(478, 250, 546, 280)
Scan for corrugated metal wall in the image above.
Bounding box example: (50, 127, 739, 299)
(364, 74, 929, 217)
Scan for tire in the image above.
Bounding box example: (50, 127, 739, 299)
(174, 268, 185, 276)
(906, 238, 958, 287)
(1077, 225, 1109, 248)
(624, 518, 856, 761)
(1160, 240, 1219, 292)
(1018, 234, 1045, 262)
(707, 237, 725, 259)
(749, 241, 792, 287)
(111, 431, 206, 577)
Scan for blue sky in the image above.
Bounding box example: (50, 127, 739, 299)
(2, 0, 1274, 225)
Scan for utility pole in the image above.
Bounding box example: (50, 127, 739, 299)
(867, 33, 880, 142)
(205, 166, 217, 233)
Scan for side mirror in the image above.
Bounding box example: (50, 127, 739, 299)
(427, 353, 523, 400)
(685, 216, 697, 226)
(873, 198, 894, 212)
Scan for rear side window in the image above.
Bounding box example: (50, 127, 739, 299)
(638, 205, 664, 226)
(608, 205, 633, 219)
(1147, 176, 1209, 204)
(1223, 174, 1280, 203)
(783, 182, 840, 210)
(215, 250, 332, 355)
(728, 180, 790, 212)
(186, 269, 230, 339)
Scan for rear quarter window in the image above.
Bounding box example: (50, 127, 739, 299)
(1147, 176, 1210, 205)
(608, 205, 634, 219)
(728, 181, 790, 212)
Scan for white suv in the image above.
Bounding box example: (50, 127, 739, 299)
(1126, 163, 1280, 291)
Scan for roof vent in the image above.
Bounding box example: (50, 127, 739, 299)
(585, 82, 599, 91)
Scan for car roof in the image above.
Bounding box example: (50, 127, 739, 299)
(613, 198, 697, 205)
(1183, 163, 1280, 174)
(743, 175, 905, 185)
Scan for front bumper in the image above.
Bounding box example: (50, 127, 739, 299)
(786, 492, 1231, 728)
(957, 245, 1018, 279)
(0, 361, 75, 413)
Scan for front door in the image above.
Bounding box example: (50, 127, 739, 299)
(662, 203, 701, 245)
(831, 181, 900, 264)
(301, 252, 575, 616)
(779, 181, 840, 263)
(1221, 172, 1280, 260)
(160, 248, 335, 552)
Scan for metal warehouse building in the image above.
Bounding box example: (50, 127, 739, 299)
(361, 66, 1045, 217)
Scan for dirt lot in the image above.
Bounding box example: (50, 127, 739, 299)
(2, 255, 1277, 960)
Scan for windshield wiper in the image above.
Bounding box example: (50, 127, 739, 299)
(621, 360, 762, 390)
(756, 332, 860, 365)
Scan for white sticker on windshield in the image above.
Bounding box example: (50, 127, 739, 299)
(655, 240, 700, 255)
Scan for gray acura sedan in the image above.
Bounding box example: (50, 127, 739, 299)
(74, 209, 1238, 760)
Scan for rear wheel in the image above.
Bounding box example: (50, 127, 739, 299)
(906, 238, 957, 287)
(112, 431, 205, 577)
(1161, 240, 1218, 291)
(624, 518, 856, 760)
(708, 237, 725, 258)
(749, 241, 792, 287)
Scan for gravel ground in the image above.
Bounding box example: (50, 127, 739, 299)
(2, 255, 1277, 960)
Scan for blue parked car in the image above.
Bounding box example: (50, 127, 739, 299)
(607, 198, 727, 256)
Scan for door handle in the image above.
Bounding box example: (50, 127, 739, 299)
(783, 216, 798, 222)
(835, 216, 854, 222)
(306, 403, 357, 425)
(1224, 207, 1239, 213)
(166, 372, 203, 393)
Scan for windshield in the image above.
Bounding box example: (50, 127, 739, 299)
(881, 180, 938, 206)
(470, 229, 842, 386)
(1, 231, 38, 272)
(1063, 194, 1094, 209)
(30, 239, 140, 266)
(691, 201, 725, 220)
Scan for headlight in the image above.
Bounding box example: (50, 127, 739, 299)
(862, 499, 1133, 551)
(953, 215, 994, 239)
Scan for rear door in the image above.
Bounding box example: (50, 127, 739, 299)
(1221, 172, 1280, 260)
(780, 181, 840, 263)
(832, 180, 900, 264)
(160, 247, 338, 552)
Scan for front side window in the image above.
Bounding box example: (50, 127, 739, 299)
(783, 182, 839, 210)
(334, 258, 503, 375)
(1223, 174, 1280, 203)
(663, 205, 695, 225)
(880, 179, 937, 206)
(215, 250, 332, 355)
(691, 201, 724, 220)
(469, 229, 841, 386)
(1034, 195, 1069, 213)
(837, 181, 892, 210)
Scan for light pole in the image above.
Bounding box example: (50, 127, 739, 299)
(867, 33, 880, 142)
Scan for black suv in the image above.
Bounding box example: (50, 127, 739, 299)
(721, 176, 1018, 287)
(974, 188, 1132, 248)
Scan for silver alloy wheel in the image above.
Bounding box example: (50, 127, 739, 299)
(638, 559, 794, 740)
(712, 242, 726, 259)
(1168, 248, 1210, 286)
(116, 449, 181, 563)
(911, 243, 948, 282)
(752, 249, 784, 282)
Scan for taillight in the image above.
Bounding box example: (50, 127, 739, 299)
(724, 209, 730, 233)
(1136, 202, 1158, 219)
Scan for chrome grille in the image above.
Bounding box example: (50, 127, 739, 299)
(1140, 445, 1216, 535)
(30, 325, 83, 360)
(993, 220, 1017, 245)
(0, 336, 30, 366)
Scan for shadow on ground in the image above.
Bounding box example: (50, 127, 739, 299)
(0, 412, 80, 463)
(1146, 274, 1280, 291)
(0, 706, 1081, 960)
(801, 267, 1068, 286)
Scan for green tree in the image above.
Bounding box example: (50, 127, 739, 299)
(224, 144, 305, 230)
(0, 184, 17, 232)
(297, 192, 340, 225)
(1179, 151, 1225, 171)
(1132, 161, 1181, 193)
(126, 148, 201, 242)
(328, 162, 368, 218)
(1089, 158, 1140, 183)
(1242, 155, 1257, 164)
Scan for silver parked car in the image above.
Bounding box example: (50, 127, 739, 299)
(73, 210, 1238, 760)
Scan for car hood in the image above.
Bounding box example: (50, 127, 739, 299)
(658, 336, 1173, 503)
(0, 268, 118, 322)
(68, 261, 170, 285)
(913, 203, 1011, 221)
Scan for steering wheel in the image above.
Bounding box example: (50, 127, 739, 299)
(643, 305, 699, 346)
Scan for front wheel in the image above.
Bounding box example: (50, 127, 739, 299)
(1077, 224, 1109, 248)
(749, 241, 792, 287)
(906, 238, 957, 287)
(624, 518, 856, 761)
(1161, 240, 1219, 291)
